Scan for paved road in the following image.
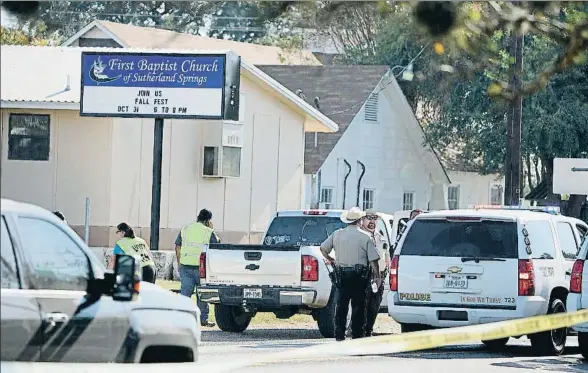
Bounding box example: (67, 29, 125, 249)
(198, 318, 587, 373)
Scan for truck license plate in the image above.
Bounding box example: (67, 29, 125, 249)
(444, 275, 468, 289)
(243, 288, 262, 299)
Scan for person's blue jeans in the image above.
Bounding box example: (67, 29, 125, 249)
(179, 264, 209, 323)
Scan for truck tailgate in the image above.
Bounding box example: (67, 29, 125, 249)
(206, 244, 301, 287)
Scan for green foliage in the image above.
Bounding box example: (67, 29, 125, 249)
(16, 1, 296, 43)
(0, 25, 51, 45)
(276, 1, 587, 189)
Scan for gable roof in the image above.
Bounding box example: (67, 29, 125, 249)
(258, 65, 389, 174)
(61, 20, 322, 66)
(0, 45, 338, 134)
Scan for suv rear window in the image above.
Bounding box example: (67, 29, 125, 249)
(264, 216, 346, 246)
(401, 219, 518, 259)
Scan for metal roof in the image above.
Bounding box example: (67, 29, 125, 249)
(61, 20, 322, 66)
(0, 45, 339, 133)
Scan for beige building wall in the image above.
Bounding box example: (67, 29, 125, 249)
(1, 75, 306, 249)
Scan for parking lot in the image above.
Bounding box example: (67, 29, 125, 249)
(198, 318, 586, 373)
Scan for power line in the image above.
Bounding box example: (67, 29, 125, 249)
(45, 11, 262, 20)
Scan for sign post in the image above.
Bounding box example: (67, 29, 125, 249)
(80, 51, 240, 250)
(150, 118, 164, 251)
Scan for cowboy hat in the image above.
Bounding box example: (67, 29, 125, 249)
(340, 206, 367, 224)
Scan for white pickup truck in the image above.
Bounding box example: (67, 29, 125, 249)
(197, 209, 400, 337)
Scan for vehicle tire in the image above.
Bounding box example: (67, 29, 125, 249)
(317, 287, 337, 338)
(482, 337, 509, 350)
(529, 297, 567, 356)
(214, 304, 252, 333)
(400, 323, 427, 333)
(579, 332, 588, 360)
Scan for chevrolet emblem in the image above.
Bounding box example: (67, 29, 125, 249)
(447, 266, 463, 274)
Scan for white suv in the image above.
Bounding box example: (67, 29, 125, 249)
(388, 206, 588, 355)
(567, 236, 588, 359)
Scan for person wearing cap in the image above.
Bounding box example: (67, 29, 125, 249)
(175, 208, 219, 327)
(320, 207, 381, 341)
(361, 209, 390, 337)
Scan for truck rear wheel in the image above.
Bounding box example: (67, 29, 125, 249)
(317, 288, 337, 338)
(579, 332, 588, 359)
(215, 304, 252, 333)
(529, 298, 567, 355)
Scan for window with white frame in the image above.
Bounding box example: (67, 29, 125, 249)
(320, 187, 333, 209)
(403, 192, 414, 211)
(364, 93, 379, 123)
(448, 185, 460, 210)
(490, 184, 503, 205)
(362, 189, 374, 210)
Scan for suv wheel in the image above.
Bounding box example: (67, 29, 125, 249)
(215, 304, 252, 333)
(579, 332, 588, 360)
(529, 297, 567, 355)
(400, 323, 427, 333)
(482, 337, 509, 350)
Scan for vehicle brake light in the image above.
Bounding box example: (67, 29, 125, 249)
(390, 255, 399, 291)
(199, 253, 206, 279)
(301, 255, 319, 281)
(570, 259, 585, 294)
(518, 259, 535, 296)
(302, 210, 328, 215)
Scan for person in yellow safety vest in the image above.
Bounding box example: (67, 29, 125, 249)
(175, 208, 219, 327)
(110, 222, 157, 283)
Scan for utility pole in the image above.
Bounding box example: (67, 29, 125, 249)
(511, 31, 524, 205)
(504, 28, 524, 206)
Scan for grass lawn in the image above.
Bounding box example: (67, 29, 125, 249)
(156, 280, 313, 326)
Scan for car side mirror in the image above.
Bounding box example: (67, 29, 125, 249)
(112, 254, 141, 302)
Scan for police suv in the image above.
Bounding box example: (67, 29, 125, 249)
(388, 205, 588, 355)
(567, 234, 588, 359)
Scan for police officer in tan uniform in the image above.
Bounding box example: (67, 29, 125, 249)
(320, 207, 380, 341)
(361, 209, 390, 337)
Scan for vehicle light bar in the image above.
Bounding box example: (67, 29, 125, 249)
(468, 204, 560, 215)
(302, 210, 328, 215)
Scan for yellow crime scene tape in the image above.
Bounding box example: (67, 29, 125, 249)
(199, 309, 588, 372)
(1, 309, 586, 373)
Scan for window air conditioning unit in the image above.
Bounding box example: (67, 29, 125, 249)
(201, 94, 245, 178)
(202, 120, 244, 178)
(202, 145, 242, 178)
